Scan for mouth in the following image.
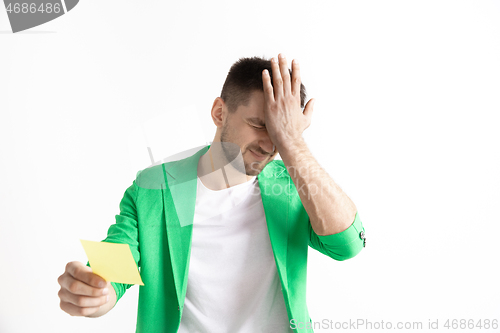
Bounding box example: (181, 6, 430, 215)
(249, 149, 268, 162)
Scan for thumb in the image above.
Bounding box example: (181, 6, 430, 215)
(303, 98, 315, 120)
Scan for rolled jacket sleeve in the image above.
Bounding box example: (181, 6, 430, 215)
(308, 211, 365, 261)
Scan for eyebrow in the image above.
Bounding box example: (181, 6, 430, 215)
(246, 117, 266, 126)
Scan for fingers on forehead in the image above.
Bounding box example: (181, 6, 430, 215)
(279, 58, 289, 74)
(262, 70, 275, 101)
(292, 59, 300, 77)
(271, 58, 282, 76)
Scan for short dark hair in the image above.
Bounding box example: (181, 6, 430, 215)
(220, 56, 307, 113)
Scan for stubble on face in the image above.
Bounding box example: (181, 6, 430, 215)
(219, 123, 270, 176)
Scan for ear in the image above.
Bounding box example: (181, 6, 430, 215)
(211, 97, 226, 128)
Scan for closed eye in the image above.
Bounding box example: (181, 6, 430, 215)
(251, 125, 266, 130)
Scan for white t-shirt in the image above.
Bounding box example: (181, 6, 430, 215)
(178, 175, 292, 333)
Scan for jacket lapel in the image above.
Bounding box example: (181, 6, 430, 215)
(257, 163, 290, 293)
(161, 145, 209, 308)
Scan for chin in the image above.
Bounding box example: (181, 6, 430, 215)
(244, 160, 267, 176)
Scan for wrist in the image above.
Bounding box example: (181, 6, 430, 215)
(277, 137, 307, 160)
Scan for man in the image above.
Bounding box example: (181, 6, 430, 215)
(57, 53, 366, 333)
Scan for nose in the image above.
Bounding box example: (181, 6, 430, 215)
(258, 131, 275, 155)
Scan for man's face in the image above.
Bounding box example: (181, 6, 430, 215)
(219, 90, 279, 176)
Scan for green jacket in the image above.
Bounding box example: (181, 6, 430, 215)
(88, 145, 365, 332)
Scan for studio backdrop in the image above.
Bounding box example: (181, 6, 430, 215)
(1, 0, 499, 332)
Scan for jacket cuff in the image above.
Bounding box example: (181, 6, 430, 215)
(316, 211, 365, 247)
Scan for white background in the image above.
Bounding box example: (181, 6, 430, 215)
(1, 0, 499, 332)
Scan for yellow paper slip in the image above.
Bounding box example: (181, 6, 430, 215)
(80, 239, 144, 286)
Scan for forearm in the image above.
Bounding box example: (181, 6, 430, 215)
(86, 282, 117, 318)
(278, 139, 357, 236)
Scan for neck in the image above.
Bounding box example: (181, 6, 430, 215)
(197, 146, 254, 191)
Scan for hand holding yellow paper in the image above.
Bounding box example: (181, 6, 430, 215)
(80, 239, 144, 286)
